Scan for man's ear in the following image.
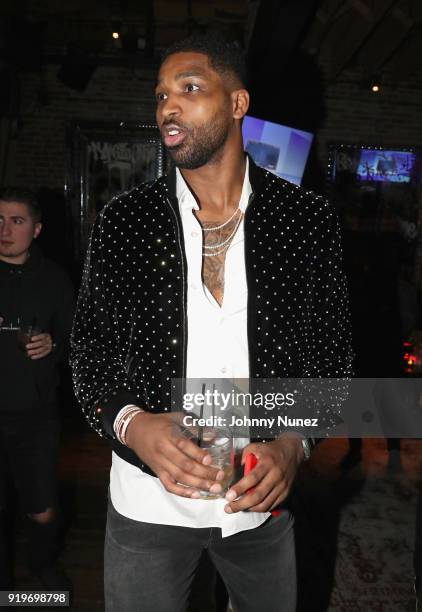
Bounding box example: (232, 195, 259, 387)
(33, 222, 42, 239)
(232, 89, 250, 120)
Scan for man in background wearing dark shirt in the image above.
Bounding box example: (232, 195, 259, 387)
(0, 188, 74, 591)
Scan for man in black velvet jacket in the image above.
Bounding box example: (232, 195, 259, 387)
(71, 33, 352, 612)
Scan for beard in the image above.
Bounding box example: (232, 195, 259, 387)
(164, 112, 230, 170)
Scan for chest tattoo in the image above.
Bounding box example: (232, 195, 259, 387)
(199, 211, 242, 307)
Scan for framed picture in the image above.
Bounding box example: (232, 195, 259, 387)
(66, 121, 168, 261)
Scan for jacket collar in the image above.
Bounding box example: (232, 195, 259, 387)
(164, 153, 266, 202)
(175, 155, 252, 214)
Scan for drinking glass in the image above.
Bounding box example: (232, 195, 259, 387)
(17, 324, 41, 354)
(196, 429, 234, 499)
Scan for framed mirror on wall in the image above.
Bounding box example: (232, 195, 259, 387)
(66, 121, 169, 261)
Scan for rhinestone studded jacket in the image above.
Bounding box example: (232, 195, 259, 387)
(70, 156, 353, 475)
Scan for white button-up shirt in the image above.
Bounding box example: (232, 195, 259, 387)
(109, 157, 270, 537)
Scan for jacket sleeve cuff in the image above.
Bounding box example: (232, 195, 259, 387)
(95, 391, 143, 438)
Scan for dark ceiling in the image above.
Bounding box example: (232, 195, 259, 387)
(1, 0, 421, 82)
(1, 1, 421, 130)
(302, 0, 422, 83)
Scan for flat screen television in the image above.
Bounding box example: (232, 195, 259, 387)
(328, 143, 422, 235)
(330, 145, 420, 185)
(242, 115, 314, 186)
(356, 148, 416, 183)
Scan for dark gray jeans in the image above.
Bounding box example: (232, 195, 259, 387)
(104, 496, 296, 612)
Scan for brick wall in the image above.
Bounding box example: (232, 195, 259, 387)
(5, 60, 422, 192)
(6, 63, 157, 190)
(317, 64, 422, 168)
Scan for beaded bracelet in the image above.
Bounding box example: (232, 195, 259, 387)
(114, 405, 144, 445)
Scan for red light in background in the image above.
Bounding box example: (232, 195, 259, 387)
(403, 341, 417, 374)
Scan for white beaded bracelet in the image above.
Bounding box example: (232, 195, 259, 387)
(114, 405, 144, 445)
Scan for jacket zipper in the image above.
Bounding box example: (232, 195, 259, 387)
(165, 189, 255, 387)
(244, 191, 256, 380)
(165, 197, 188, 381)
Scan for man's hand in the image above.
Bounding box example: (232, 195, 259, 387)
(26, 333, 53, 359)
(224, 435, 305, 514)
(125, 412, 226, 499)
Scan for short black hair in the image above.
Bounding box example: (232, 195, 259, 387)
(0, 187, 42, 222)
(161, 31, 248, 88)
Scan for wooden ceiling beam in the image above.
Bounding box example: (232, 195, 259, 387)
(355, 4, 413, 71)
(384, 24, 422, 81)
(355, 0, 422, 74)
(321, 0, 398, 79)
(303, 0, 349, 54)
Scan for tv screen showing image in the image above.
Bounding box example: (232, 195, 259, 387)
(242, 115, 314, 185)
(328, 143, 422, 235)
(357, 149, 416, 183)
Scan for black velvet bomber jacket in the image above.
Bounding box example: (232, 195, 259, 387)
(70, 156, 353, 476)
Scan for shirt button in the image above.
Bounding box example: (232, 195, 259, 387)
(220, 367, 228, 374)
(190, 283, 197, 290)
(191, 231, 199, 238)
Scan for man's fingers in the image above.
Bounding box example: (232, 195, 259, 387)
(158, 459, 222, 497)
(225, 470, 285, 513)
(26, 341, 46, 350)
(27, 345, 46, 353)
(25, 334, 52, 359)
(225, 479, 271, 512)
(27, 349, 48, 359)
(159, 471, 201, 499)
(174, 436, 213, 466)
(246, 485, 286, 513)
(160, 457, 223, 495)
(26, 342, 51, 354)
(170, 437, 224, 479)
(161, 445, 224, 490)
(26, 334, 50, 347)
(224, 463, 268, 501)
